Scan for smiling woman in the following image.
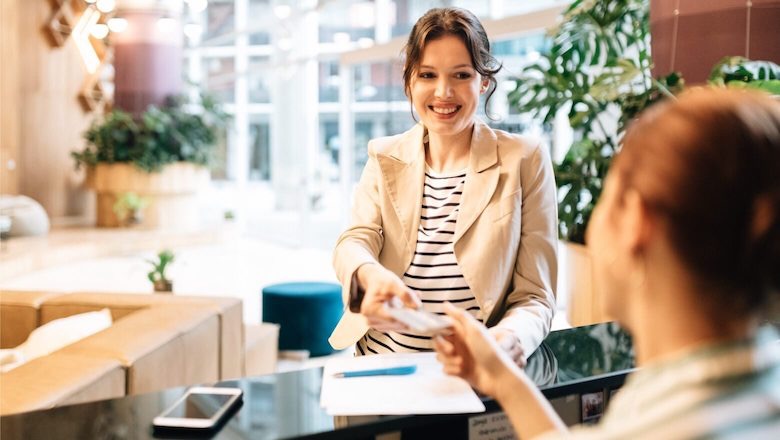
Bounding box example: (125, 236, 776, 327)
(328, 7, 559, 368)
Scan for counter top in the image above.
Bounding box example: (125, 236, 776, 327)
(1, 322, 635, 439)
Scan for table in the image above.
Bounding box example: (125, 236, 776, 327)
(0, 322, 635, 439)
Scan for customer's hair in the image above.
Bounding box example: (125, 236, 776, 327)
(402, 7, 501, 117)
(615, 88, 780, 316)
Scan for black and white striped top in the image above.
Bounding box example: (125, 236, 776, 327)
(357, 166, 483, 355)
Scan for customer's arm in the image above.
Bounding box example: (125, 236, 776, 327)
(435, 303, 567, 439)
(493, 144, 558, 358)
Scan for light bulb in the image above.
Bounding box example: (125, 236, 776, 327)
(91, 23, 109, 39)
(95, 0, 115, 13)
(107, 17, 128, 33)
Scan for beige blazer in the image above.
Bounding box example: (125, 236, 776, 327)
(329, 120, 558, 357)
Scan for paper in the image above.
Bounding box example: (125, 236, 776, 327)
(468, 411, 516, 440)
(320, 352, 486, 416)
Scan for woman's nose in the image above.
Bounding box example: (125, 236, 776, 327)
(435, 79, 453, 98)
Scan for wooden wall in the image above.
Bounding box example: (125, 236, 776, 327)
(1, 0, 95, 219)
(1, 0, 20, 195)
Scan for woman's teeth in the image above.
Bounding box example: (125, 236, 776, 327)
(431, 106, 460, 114)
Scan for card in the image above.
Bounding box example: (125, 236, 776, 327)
(386, 306, 453, 335)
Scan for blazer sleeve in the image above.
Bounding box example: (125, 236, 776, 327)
(332, 142, 384, 304)
(494, 143, 558, 357)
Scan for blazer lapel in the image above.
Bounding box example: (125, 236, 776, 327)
(377, 124, 426, 265)
(454, 121, 500, 244)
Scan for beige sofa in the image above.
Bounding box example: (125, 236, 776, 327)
(0, 290, 245, 416)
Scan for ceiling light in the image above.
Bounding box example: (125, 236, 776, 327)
(107, 17, 128, 33)
(91, 23, 109, 39)
(95, 0, 116, 13)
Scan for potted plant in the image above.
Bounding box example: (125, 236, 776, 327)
(72, 93, 229, 228)
(508, 0, 778, 326)
(112, 192, 149, 226)
(147, 249, 175, 293)
(509, 0, 659, 326)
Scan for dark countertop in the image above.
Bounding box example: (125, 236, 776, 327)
(1, 322, 635, 439)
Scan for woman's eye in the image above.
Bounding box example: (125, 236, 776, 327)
(455, 72, 472, 79)
(419, 72, 435, 79)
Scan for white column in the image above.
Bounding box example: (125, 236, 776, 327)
(269, 4, 319, 219)
(230, 0, 250, 185)
(338, 63, 355, 229)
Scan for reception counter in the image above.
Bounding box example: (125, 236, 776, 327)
(0, 322, 635, 439)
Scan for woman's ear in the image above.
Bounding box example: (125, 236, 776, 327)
(621, 189, 654, 255)
(480, 79, 489, 94)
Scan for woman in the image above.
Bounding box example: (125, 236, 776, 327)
(435, 88, 780, 438)
(328, 7, 558, 364)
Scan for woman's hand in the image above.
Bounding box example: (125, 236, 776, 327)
(434, 303, 517, 397)
(489, 327, 526, 368)
(356, 264, 421, 332)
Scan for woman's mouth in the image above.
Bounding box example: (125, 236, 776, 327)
(428, 105, 462, 117)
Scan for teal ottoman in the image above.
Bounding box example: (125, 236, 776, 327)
(262, 282, 343, 357)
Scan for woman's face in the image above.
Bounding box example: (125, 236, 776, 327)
(409, 35, 486, 138)
(586, 172, 633, 321)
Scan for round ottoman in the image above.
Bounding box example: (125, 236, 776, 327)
(262, 282, 343, 357)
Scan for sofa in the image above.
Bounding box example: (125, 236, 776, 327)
(0, 290, 245, 416)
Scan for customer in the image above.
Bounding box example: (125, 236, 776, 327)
(435, 88, 780, 438)
(328, 7, 558, 365)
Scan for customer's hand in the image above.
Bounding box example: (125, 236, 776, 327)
(489, 327, 526, 368)
(356, 264, 421, 332)
(434, 303, 516, 397)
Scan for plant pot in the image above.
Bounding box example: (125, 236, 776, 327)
(153, 279, 173, 293)
(561, 241, 611, 327)
(87, 162, 209, 229)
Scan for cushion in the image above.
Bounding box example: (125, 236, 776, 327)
(1, 308, 112, 372)
(262, 282, 343, 357)
(0, 195, 50, 237)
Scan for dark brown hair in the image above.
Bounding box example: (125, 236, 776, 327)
(615, 88, 780, 316)
(402, 7, 501, 118)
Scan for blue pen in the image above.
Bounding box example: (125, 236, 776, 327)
(333, 365, 417, 378)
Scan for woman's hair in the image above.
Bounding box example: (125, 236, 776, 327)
(402, 7, 501, 118)
(615, 88, 780, 316)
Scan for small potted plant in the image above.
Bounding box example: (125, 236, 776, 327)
(112, 192, 149, 226)
(147, 249, 175, 293)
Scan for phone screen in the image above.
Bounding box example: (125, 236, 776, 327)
(164, 392, 234, 420)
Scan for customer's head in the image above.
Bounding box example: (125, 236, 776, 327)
(402, 8, 501, 135)
(587, 88, 780, 327)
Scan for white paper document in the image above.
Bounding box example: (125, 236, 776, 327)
(320, 352, 486, 416)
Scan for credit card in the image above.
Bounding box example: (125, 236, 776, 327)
(386, 306, 453, 335)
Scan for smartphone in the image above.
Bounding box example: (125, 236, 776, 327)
(152, 386, 243, 431)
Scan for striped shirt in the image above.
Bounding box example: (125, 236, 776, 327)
(539, 327, 780, 439)
(357, 167, 482, 355)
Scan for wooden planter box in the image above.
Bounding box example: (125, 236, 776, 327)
(87, 162, 209, 229)
(561, 241, 612, 327)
